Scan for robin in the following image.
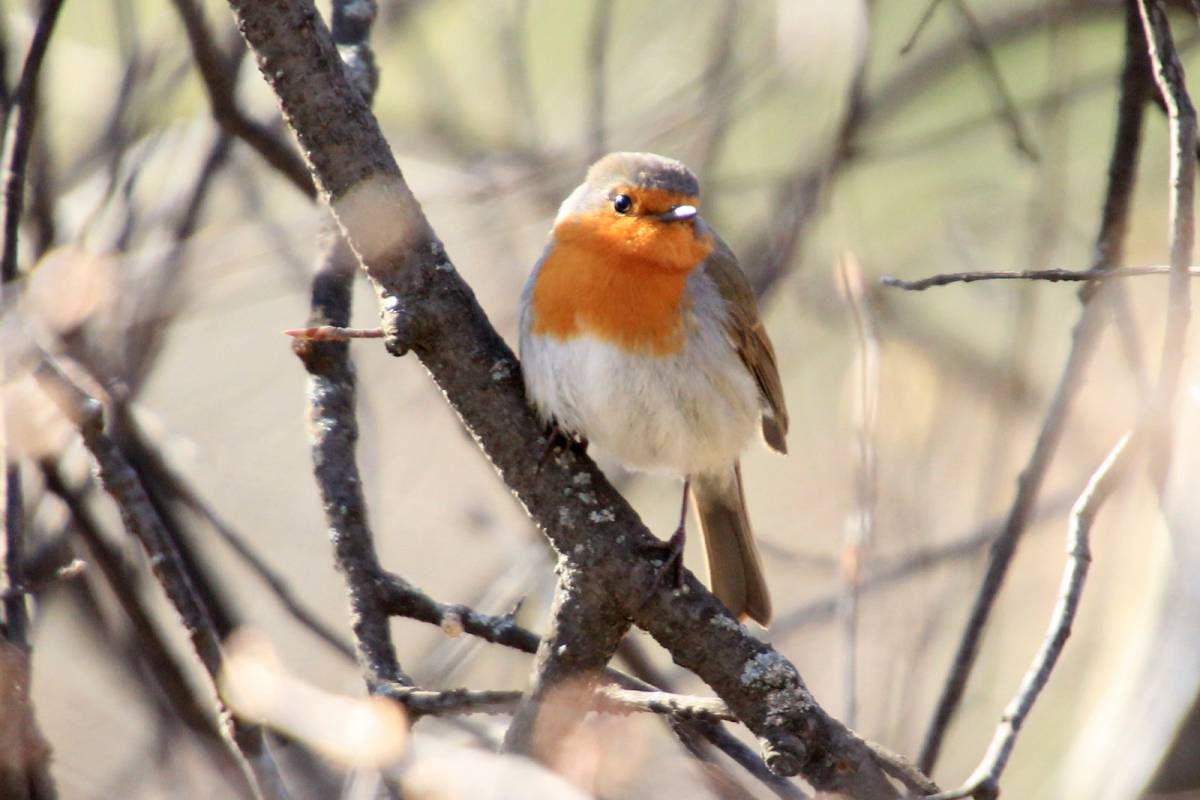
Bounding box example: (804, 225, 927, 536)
(519, 152, 788, 627)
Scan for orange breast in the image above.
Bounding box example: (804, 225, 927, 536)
(530, 210, 714, 356)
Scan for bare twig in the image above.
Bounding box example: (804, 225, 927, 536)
(596, 686, 734, 723)
(695, 722, 810, 800)
(285, 325, 383, 341)
(882, 265, 1200, 291)
(380, 568, 808, 795)
(866, 740, 940, 797)
(917, 1, 1152, 772)
(3, 464, 27, 648)
(35, 358, 289, 800)
(928, 435, 1134, 800)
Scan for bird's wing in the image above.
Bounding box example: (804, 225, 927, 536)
(702, 235, 789, 454)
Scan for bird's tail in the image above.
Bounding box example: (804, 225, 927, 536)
(692, 464, 771, 626)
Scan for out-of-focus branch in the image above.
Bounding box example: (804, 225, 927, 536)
(695, 0, 740, 178)
(35, 358, 288, 800)
(123, 429, 357, 662)
(882, 264, 1200, 291)
(865, 1, 1125, 134)
(586, 0, 612, 161)
(900, 0, 947, 54)
(917, 0, 1152, 773)
(0, 6, 67, 797)
(0, 0, 64, 282)
(38, 460, 258, 797)
(947, 0, 1039, 160)
(773, 489, 1076, 635)
(1139, 0, 1197, 489)
(227, 2, 907, 793)
(836, 254, 879, 730)
(170, 0, 315, 198)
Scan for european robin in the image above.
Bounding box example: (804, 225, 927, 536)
(519, 152, 788, 626)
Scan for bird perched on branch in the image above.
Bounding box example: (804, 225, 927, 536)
(519, 152, 788, 626)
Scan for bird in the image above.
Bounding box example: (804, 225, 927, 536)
(518, 152, 788, 626)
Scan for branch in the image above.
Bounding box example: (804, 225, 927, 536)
(917, 0, 1152, 772)
(882, 265, 1200, 291)
(227, 3, 902, 793)
(130, 436, 357, 662)
(38, 459, 259, 794)
(291, 0, 408, 696)
(35, 357, 288, 800)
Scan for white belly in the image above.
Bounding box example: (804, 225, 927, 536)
(519, 274, 761, 477)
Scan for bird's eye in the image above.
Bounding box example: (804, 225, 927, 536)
(612, 194, 633, 215)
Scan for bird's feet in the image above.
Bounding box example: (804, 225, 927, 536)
(537, 420, 588, 472)
(638, 524, 687, 606)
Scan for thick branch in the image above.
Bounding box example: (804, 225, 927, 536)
(228, 1, 899, 794)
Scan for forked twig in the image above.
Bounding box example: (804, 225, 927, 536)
(927, 436, 1134, 800)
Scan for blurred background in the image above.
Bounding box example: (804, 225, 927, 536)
(5, 0, 1200, 797)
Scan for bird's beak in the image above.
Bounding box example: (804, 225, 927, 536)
(658, 204, 697, 222)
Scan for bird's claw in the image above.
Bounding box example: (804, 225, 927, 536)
(638, 525, 687, 606)
(537, 421, 588, 473)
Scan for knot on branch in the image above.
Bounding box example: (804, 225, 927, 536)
(381, 295, 420, 357)
(760, 731, 807, 777)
